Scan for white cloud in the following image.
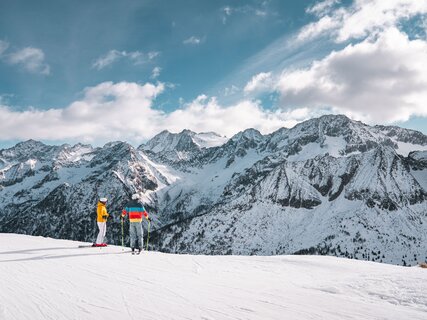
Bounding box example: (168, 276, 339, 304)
(147, 51, 160, 60)
(223, 85, 240, 97)
(297, 15, 340, 41)
(221, 3, 270, 24)
(7, 47, 50, 75)
(0, 81, 314, 144)
(299, 0, 427, 42)
(222, 6, 233, 24)
(162, 96, 306, 137)
(151, 67, 161, 79)
(255, 10, 267, 17)
(0, 82, 164, 143)
(223, 6, 232, 16)
(183, 36, 203, 45)
(92, 50, 158, 70)
(244, 72, 273, 94)
(277, 28, 427, 123)
(224, 0, 427, 126)
(306, 0, 340, 17)
(127, 51, 144, 65)
(0, 40, 9, 55)
(92, 50, 122, 69)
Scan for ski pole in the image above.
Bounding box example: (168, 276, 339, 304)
(121, 216, 124, 251)
(146, 220, 151, 251)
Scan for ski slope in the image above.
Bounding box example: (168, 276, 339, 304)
(0, 234, 426, 320)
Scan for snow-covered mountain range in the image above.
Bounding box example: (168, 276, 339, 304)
(0, 115, 426, 265)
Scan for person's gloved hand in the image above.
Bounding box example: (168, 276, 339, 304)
(147, 217, 152, 222)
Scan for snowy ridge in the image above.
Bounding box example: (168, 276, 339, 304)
(0, 115, 426, 266)
(191, 131, 228, 148)
(139, 130, 227, 165)
(1, 234, 427, 320)
(141, 129, 227, 153)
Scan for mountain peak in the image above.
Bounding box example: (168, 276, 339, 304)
(103, 141, 130, 149)
(142, 129, 226, 154)
(15, 139, 46, 149)
(180, 129, 196, 136)
(0, 139, 54, 161)
(231, 128, 263, 142)
(141, 130, 198, 154)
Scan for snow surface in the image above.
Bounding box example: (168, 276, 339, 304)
(286, 136, 348, 161)
(1, 234, 427, 320)
(192, 132, 228, 148)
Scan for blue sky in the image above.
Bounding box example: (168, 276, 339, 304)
(0, 0, 426, 147)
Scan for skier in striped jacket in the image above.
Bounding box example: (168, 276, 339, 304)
(121, 194, 151, 254)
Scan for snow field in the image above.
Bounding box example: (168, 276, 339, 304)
(0, 234, 427, 320)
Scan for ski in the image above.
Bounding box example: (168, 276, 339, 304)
(94, 243, 108, 247)
(78, 243, 107, 248)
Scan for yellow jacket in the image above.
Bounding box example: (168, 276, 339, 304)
(97, 201, 109, 222)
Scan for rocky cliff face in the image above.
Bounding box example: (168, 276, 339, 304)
(1, 115, 426, 265)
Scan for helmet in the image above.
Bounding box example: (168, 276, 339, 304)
(99, 197, 107, 203)
(131, 194, 139, 200)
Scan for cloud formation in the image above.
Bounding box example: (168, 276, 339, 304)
(0, 81, 314, 144)
(92, 50, 159, 70)
(151, 66, 161, 79)
(306, 0, 340, 17)
(6, 47, 50, 75)
(244, 72, 273, 94)
(164, 95, 308, 137)
(298, 0, 427, 42)
(1, 1, 426, 145)
(277, 28, 427, 123)
(234, 1, 427, 126)
(0, 82, 164, 143)
(183, 36, 204, 45)
(221, 3, 270, 24)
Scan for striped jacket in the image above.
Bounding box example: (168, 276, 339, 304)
(122, 200, 148, 223)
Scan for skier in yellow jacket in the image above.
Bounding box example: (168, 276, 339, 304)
(94, 197, 110, 247)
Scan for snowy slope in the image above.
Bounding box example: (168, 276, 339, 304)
(1, 234, 427, 320)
